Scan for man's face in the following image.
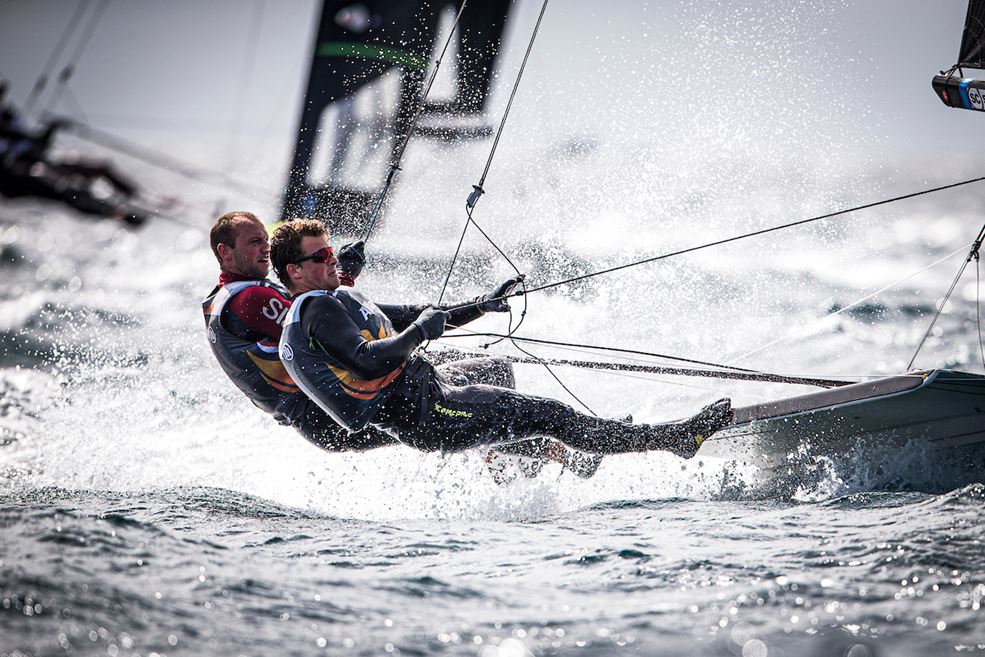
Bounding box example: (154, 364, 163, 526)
(289, 234, 340, 293)
(220, 218, 269, 278)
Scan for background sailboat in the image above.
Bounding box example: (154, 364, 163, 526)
(281, 0, 512, 235)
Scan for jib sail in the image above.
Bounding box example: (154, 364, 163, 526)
(281, 0, 512, 235)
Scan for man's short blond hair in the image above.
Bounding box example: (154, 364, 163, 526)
(209, 211, 263, 262)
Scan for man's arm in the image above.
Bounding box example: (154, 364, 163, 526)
(377, 303, 484, 331)
(302, 295, 426, 380)
(375, 276, 523, 331)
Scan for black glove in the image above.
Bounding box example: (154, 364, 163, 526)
(412, 307, 448, 340)
(477, 274, 525, 313)
(337, 240, 366, 279)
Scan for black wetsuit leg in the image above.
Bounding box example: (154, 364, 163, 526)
(433, 355, 515, 389)
(432, 355, 552, 459)
(292, 355, 526, 453)
(375, 361, 706, 455)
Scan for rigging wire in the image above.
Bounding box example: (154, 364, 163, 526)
(908, 223, 985, 370)
(435, 186, 985, 384)
(728, 241, 974, 365)
(23, 1, 92, 114)
(41, 0, 111, 117)
(359, 0, 472, 241)
(429, 0, 585, 407)
(979, 256, 985, 369)
(58, 119, 277, 202)
(437, 0, 550, 304)
(466, 0, 551, 211)
(504, 176, 985, 300)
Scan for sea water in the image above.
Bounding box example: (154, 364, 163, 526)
(4, 1, 985, 655)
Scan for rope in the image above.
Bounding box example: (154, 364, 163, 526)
(359, 0, 471, 241)
(441, 330, 766, 375)
(469, 351, 850, 388)
(908, 223, 985, 370)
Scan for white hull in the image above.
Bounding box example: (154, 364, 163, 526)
(700, 370, 985, 469)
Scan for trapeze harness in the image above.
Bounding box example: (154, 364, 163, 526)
(201, 280, 393, 451)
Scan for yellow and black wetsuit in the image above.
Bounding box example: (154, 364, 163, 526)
(281, 288, 731, 456)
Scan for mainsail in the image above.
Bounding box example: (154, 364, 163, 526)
(959, 0, 985, 68)
(281, 0, 513, 235)
(932, 0, 985, 110)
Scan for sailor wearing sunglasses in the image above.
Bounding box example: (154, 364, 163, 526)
(203, 212, 600, 479)
(273, 218, 732, 459)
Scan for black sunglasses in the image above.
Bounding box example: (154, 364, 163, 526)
(291, 246, 334, 264)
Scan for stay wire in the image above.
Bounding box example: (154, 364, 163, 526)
(438, 0, 550, 303)
(59, 119, 277, 202)
(907, 222, 985, 371)
(24, 1, 91, 114)
(467, 0, 551, 207)
(979, 257, 985, 369)
(729, 241, 974, 365)
(42, 0, 111, 117)
(511, 176, 985, 299)
(359, 0, 471, 242)
(435, 0, 575, 404)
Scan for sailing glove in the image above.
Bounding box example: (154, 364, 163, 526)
(413, 307, 449, 341)
(477, 274, 525, 313)
(337, 240, 366, 278)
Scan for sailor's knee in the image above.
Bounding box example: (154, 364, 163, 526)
(486, 357, 516, 389)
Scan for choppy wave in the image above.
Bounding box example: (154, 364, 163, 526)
(3, 484, 985, 656)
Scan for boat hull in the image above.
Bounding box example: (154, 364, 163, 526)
(700, 370, 985, 469)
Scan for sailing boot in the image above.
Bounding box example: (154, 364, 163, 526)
(659, 398, 733, 459)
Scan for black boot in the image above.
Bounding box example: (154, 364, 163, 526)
(657, 398, 733, 458)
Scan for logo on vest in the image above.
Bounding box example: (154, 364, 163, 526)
(280, 343, 294, 361)
(358, 305, 372, 322)
(208, 327, 217, 344)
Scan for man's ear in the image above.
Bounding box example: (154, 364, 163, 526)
(216, 243, 232, 261)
